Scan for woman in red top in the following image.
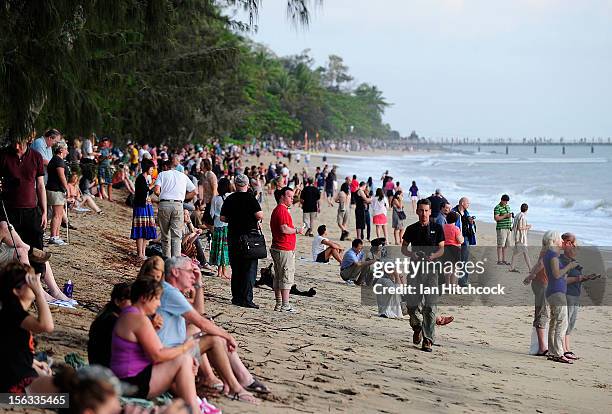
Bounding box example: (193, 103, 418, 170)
(442, 211, 464, 285)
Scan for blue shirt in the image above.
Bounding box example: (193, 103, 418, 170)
(341, 248, 364, 271)
(544, 249, 567, 297)
(157, 281, 193, 347)
(434, 213, 447, 226)
(31, 137, 52, 162)
(560, 254, 582, 297)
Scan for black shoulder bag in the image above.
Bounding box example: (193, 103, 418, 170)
(239, 225, 267, 259)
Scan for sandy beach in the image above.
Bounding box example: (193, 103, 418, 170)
(31, 151, 612, 414)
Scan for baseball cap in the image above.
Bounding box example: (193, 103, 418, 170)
(235, 174, 249, 187)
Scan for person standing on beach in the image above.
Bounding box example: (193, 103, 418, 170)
(335, 182, 350, 240)
(131, 159, 157, 260)
(325, 167, 336, 207)
(509, 203, 532, 273)
(408, 181, 419, 214)
(270, 187, 303, 313)
(199, 158, 217, 231)
(434, 202, 451, 226)
(401, 198, 445, 352)
(154, 160, 197, 258)
(300, 178, 320, 237)
(220, 174, 264, 308)
(427, 189, 447, 219)
(541, 230, 578, 364)
(354, 182, 371, 241)
(452, 197, 476, 285)
(494, 194, 513, 265)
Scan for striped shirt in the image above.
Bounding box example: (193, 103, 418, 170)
(494, 203, 512, 230)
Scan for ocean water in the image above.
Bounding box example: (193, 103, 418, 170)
(322, 145, 612, 246)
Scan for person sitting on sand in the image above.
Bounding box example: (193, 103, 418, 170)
(111, 163, 135, 194)
(0, 261, 57, 393)
(0, 221, 50, 266)
(312, 225, 343, 264)
(157, 257, 262, 404)
(138, 256, 165, 281)
(66, 173, 103, 214)
(340, 239, 377, 286)
(88, 282, 131, 367)
(109, 278, 207, 413)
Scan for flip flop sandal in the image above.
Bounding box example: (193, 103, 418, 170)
(552, 356, 573, 364)
(226, 391, 260, 405)
(246, 378, 270, 394)
(436, 315, 454, 326)
(535, 350, 548, 356)
(564, 352, 579, 360)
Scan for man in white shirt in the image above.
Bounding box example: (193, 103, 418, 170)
(154, 160, 197, 257)
(312, 225, 343, 263)
(509, 203, 532, 273)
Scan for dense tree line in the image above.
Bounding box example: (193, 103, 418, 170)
(0, 0, 397, 144)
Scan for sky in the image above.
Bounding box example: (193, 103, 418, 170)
(232, 0, 612, 139)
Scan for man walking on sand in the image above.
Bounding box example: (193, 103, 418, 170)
(509, 203, 532, 273)
(154, 160, 197, 257)
(401, 198, 445, 352)
(300, 178, 320, 237)
(494, 194, 513, 265)
(270, 187, 303, 313)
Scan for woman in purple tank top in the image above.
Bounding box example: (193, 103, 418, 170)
(110, 278, 204, 413)
(541, 231, 579, 364)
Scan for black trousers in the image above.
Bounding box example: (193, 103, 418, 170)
(228, 240, 258, 305)
(3, 207, 45, 274)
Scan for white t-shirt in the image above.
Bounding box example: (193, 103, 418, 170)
(155, 170, 196, 201)
(512, 212, 528, 245)
(312, 235, 327, 260)
(371, 197, 389, 216)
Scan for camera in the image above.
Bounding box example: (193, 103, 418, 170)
(415, 251, 427, 260)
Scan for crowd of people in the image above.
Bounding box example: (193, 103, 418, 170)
(0, 130, 603, 413)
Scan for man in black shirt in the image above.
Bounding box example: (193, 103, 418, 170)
(402, 198, 444, 352)
(426, 189, 448, 219)
(221, 174, 264, 308)
(300, 178, 320, 237)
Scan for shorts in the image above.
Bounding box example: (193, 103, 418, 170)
(270, 248, 296, 290)
(443, 245, 461, 265)
(337, 209, 348, 226)
(0, 242, 16, 263)
(386, 190, 394, 197)
(355, 209, 366, 230)
(566, 294, 580, 334)
(203, 202, 214, 226)
(513, 242, 528, 254)
(325, 188, 333, 197)
(121, 364, 153, 399)
(315, 250, 329, 263)
(98, 165, 113, 184)
(373, 213, 387, 225)
(129, 163, 138, 172)
(496, 228, 512, 248)
(46, 190, 66, 206)
(112, 182, 125, 190)
(411, 196, 418, 201)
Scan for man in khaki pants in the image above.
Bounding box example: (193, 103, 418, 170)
(154, 160, 196, 257)
(270, 187, 303, 313)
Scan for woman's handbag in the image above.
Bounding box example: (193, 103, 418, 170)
(239, 227, 267, 259)
(397, 210, 407, 220)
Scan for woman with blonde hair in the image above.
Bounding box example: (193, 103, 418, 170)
(67, 173, 103, 214)
(541, 230, 578, 364)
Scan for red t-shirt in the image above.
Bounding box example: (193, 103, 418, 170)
(270, 204, 296, 250)
(0, 148, 45, 209)
(443, 224, 462, 246)
(350, 179, 359, 193)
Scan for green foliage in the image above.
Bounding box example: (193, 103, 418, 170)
(0, 0, 397, 144)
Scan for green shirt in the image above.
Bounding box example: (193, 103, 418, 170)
(494, 203, 512, 230)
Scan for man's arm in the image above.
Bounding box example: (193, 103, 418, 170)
(428, 241, 445, 261)
(322, 239, 342, 250)
(36, 176, 47, 229)
(184, 309, 237, 351)
(280, 223, 302, 235)
(185, 190, 196, 201)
